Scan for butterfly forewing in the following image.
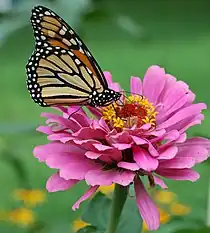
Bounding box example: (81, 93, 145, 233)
(26, 5, 121, 107)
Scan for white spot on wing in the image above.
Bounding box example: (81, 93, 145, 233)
(62, 26, 67, 32)
(59, 29, 65, 35)
(45, 11, 51, 15)
(75, 59, 80, 64)
(70, 38, 77, 45)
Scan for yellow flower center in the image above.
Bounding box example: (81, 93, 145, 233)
(102, 95, 157, 129)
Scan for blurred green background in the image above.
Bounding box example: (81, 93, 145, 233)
(0, 0, 210, 232)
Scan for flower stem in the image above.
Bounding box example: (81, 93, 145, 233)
(206, 175, 210, 227)
(107, 184, 129, 233)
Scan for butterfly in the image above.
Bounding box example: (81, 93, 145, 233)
(26, 5, 121, 107)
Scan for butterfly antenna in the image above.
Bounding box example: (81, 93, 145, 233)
(120, 90, 143, 97)
(119, 91, 143, 103)
(68, 107, 82, 119)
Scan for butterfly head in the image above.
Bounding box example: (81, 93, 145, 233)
(89, 89, 121, 107)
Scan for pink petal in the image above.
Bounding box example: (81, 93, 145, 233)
(179, 137, 210, 153)
(37, 126, 53, 135)
(112, 143, 132, 150)
(143, 65, 166, 105)
(156, 168, 200, 181)
(157, 86, 191, 122)
(46, 155, 72, 169)
(86, 106, 102, 118)
(140, 123, 152, 130)
(71, 113, 90, 127)
(52, 106, 68, 114)
(134, 178, 160, 230)
(158, 146, 178, 160)
(46, 173, 78, 192)
(48, 132, 71, 141)
(131, 136, 159, 157)
(164, 130, 180, 141)
(147, 142, 159, 157)
(85, 169, 135, 186)
(85, 151, 102, 159)
(133, 146, 158, 172)
(179, 114, 204, 134)
(41, 112, 82, 132)
(153, 176, 168, 189)
(33, 143, 83, 162)
(132, 136, 147, 145)
(103, 71, 121, 92)
(73, 139, 100, 151)
(158, 74, 177, 101)
(98, 118, 110, 131)
(102, 152, 122, 163)
(176, 146, 209, 164)
(104, 71, 113, 87)
(111, 82, 121, 92)
(169, 114, 204, 134)
(92, 144, 114, 152)
(157, 103, 206, 130)
(117, 162, 140, 171)
(144, 129, 166, 137)
(91, 118, 109, 132)
(130, 76, 143, 95)
(73, 127, 106, 139)
(67, 106, 86, 117)
(176, 133, 187, 143)
(110, 131, 132, 143)
(159, 157, 196, 169)
(72, 186, 99, 210)
(60, 136, 75, 143)
(59, 158, 97, 180)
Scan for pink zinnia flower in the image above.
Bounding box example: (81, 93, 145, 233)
(34, 65, 210, 230)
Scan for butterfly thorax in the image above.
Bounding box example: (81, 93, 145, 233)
(88, 89, 121, 107)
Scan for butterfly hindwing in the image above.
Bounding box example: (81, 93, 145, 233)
(26, 41, 99, 106)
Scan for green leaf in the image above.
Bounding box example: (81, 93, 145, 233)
(81, 192, 111, 230)
(117, 196, 142, 233)
(82, 192, 142, 233)
(76, 226, 102, 233)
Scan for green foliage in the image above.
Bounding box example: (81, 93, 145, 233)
(82, 193, 111, 230)
(82, 192, 142, 233)
(117, 196, 142, 233)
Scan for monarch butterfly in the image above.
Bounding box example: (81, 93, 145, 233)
(26, 5, 121, 107)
